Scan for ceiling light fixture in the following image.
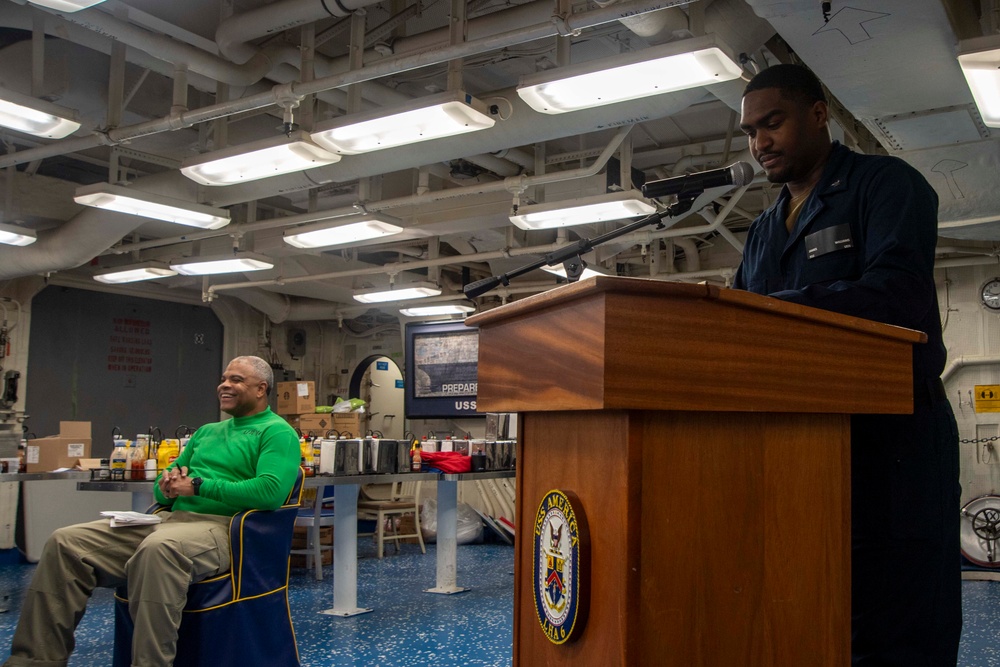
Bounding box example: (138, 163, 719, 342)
(283, 214, 403, 249)
(27, 0, 106, 11)
(0, 87, 81, 139)
(509, 190, 657, 230)
(516, 34, 743, 114)
(180, 131, 341, 186)
(93, 261, 177, 284)
(74, 183, 231, 229)
(354, 281, 442, 304)
(399, 303, 476, 317)
(958, 35, 1000, 128)
(310, 91, 496, 155)
(0, 222, 37, 247)
(170, 252, 274, 276)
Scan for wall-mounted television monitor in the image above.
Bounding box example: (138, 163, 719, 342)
(404, 320, 480, 419)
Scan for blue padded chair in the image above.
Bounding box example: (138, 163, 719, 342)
(292, 485, 334, 581)
(112, 469, 304, 667)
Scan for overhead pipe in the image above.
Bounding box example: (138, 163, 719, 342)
(593, 0, 691, 39)
(942, 355, 1000, 384)
(105, 125, 634, 256)
(28, 1, 400, 114)
(206, 242, 567, 299)
(204, 161, 711, 301)
(212, 0, 409, 110)
(219, 0, 598, 79)
(0, 0, 770, 279)
(463, 152, 524, 178)
(699, 207, 745, 253)
(232, 260, 745, 322)
(671, 237, 701, 273)
(0, 5, 220, 93)
(35, 3, 296, 88)
(626, 181, 753, 247)
(939, 215, 1000, 231)
(934, 255, 1000, 269)
(0, 0, 693, 170)
(228, 281, 559, 323)
(423, 160, 501, 187)
(0, 168, 204, 278)
(492, 148, 535, 171)
(215, 0, 385, 63)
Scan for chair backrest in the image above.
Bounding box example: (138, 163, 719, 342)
(114, 468, 304, 667)
(286, 468, 305, 507)
(395, 481, 420, 502)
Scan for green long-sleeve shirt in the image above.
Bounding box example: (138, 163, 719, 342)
(153, 407, 300, 515)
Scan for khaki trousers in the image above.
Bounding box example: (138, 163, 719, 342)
(4, 511, 231, 667)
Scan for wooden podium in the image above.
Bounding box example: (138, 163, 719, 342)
(467, 276, 924, 667)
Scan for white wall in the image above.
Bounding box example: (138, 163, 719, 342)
(937, 263, 1000, 504)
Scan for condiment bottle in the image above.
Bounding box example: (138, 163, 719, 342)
(110, 439, 128, 481)
(157, 438, 180, 472)
(130, 435, 148, 481)
(411, 441, 422, 472)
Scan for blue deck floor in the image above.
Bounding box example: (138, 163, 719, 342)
(2, 541, 999, 666)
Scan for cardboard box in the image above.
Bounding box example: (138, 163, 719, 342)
(276, 381, 316, 415)
(74, 458, 103, 471)
(291, 413, 335, 435)
(332, 412, 362, 436)
(25, 421, 92, 473)
(291, 525, 332, 548)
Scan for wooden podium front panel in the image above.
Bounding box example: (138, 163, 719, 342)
(515, 411, 640, 666)
(638, 411, 851, 666)
(514, 409, 850, 667)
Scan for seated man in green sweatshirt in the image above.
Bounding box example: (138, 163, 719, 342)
(4, 355, 301, 667)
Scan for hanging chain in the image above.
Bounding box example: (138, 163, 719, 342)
(960, 436, 999, 464)
(960, 435, 1000, 444)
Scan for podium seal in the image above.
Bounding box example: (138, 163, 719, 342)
(532, 489, 589, 644)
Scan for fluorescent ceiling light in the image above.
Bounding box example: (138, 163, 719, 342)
(311, 91, 495, 155)
(517, 34, 742, 114)
(959, 36, 1000, 128)
(180, 131, 341, 186)
(74, 183, 230, 230)
(354, 282, 442, 304)
(93, 261, 177, 284)
(542, 264, 606, 281)
(509, 190, 656, 230)
(0, 222, 37, 247)
(27, 0, 106, 11)
(170, 252, 274, 276)
(399, 304, 475, 317)
(284, 215, 403, 249)
(0, 87, 80, 138)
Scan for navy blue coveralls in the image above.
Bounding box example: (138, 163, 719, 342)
(734, 142, 961, 666)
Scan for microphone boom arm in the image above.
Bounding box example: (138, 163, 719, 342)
(463, 196, 695, 299)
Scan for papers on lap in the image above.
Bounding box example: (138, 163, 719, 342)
(100, 511, 162, 527)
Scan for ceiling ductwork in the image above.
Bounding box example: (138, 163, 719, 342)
(0, 0, 775, 282)
(0, 0, 991, 317)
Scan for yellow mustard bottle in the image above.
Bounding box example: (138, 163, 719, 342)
(157, 438, 180, 473)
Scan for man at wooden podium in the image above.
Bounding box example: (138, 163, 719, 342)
(734, 64, 961, 666)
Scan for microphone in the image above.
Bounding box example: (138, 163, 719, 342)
(464, 275, 504, 299)
(641, 161, 755, 199)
